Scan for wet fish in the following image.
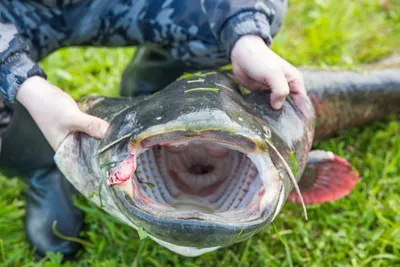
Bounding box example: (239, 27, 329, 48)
(54, 62, 400, 257)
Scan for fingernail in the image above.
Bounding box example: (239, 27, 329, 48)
(97, 123, 109, 138)
(273, 100, 284, 110)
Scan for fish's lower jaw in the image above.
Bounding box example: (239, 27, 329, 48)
(148, 237, 221, 257)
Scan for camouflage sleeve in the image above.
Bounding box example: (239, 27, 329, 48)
(0, 23, 46, 103)
(201, 0, 284, 57)
(32, 0, 83, 8)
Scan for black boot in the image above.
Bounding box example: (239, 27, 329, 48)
(120, 46, 191, 97)
(0, 102, 83, 259)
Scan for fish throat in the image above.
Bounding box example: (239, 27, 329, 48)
(138, 141, 260, 214)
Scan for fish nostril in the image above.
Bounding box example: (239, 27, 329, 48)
(188, 164, 215, 175)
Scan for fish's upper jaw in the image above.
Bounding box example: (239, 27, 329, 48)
(103, 130, 284, 248)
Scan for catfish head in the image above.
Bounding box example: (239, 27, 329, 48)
(55, 71, 315, 256)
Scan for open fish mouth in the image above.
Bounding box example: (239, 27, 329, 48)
(105, 130, 285, 248)
(116, 132, 282, 222)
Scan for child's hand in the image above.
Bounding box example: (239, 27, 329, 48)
(230, 35, 306, 109)
(16, 76, 109, 151)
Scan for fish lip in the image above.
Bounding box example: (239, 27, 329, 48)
(111, 182, 283, 248)
(107, 130, 285, 248)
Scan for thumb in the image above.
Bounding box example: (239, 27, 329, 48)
(71, 112, 110, 139)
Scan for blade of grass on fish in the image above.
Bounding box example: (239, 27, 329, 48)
(290, 152, 297, 177)
(142, 182, 155, 188)
(265, 139, 308, 220)
(187, 79, 205, 83)
(184, 87, 219, 94)
(214, 83, 234, 92)
(52, 221, 94, 247)
(96, 132, 134, 155)
(137, 179, 155, 188)
(218, 64, 232, 71)
(98, 174, 107, 208)
(235, 226, 246, 240)
(100, 160, 122, 169)
(137, 227, 148, 240)
(178, 71, 217, 80)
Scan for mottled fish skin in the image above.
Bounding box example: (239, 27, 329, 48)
(55, 71, 314, 256)
(302, 66, 400, 140)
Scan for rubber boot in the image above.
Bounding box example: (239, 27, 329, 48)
(0, 102, 83, 259)
(120, 46, 192, 97)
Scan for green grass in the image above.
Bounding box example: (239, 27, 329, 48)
(1, 0, 399, 266)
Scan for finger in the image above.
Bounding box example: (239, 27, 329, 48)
(233, 65, 267, 91)
(265, 70, 290, 110)
(71, 112, 110, 139)
(238, 74, 266, 92)
(279, 59, 307, 95)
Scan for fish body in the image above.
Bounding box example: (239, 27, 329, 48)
(302, 67, 400, 139)
(55, 65, 400, 256)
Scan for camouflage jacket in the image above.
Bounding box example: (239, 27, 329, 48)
(0, 0, 285, 103)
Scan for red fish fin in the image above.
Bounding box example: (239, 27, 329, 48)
(288, 150, 359, 205)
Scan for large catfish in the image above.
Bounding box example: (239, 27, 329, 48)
(55, 61, 400, 257)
